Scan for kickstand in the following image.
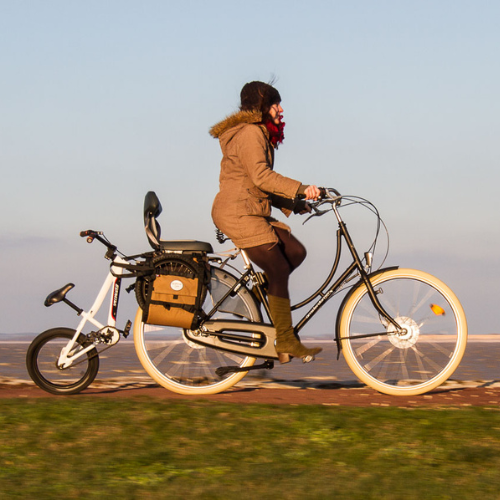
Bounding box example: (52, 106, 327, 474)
(215, 360, 274, 377)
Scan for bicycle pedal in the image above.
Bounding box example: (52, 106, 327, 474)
(122, 320, 132, 338)
(302, 355, 315, 363)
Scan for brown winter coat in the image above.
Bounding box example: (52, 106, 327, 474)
(210, 110, 303, 248)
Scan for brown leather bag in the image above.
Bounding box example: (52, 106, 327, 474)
(137, 253, 209, 329)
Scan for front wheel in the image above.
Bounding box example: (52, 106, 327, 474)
(134, 266, 263, 395)
(26, 328, 99, 395)
(338, 268, 467, 396)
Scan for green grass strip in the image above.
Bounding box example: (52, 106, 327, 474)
(1, 398, 499, 499)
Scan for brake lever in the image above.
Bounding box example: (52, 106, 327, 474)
(302, 192, 343, 224)
(302, 205, 331, 224)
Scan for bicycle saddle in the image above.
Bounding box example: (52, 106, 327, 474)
(144, 191, 213, 253)
(44, 283, 75, 307)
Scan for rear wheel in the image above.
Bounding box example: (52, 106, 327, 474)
(26, 328, 99, 395)
(339, 268, 467, 396)
(134, 267, 262, 395)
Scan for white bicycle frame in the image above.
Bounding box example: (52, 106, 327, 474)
(57, 256, 128, 368)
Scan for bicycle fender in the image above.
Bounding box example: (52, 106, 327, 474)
(209, 266, 262, 321)
(334, 266, 399, 357)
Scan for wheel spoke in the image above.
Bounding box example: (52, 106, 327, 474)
(410, 346, 428, 381)
(354, 336, 382, 357)
(219, 351, 245, 364)
(426, 340, 455, 357)
(364, 346, 395, 373)
(392, 348, 409, 381)
(199, 350, 216, 381)
(410, 344, 445, 374)
(409, 286, 436, 319)
(151, 341, 178, 366)
(170, 347, 193, 378)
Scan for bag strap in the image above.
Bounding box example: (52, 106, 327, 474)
(149, 300, 197, 313)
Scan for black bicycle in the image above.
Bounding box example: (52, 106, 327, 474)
(27, 189, 467, 396)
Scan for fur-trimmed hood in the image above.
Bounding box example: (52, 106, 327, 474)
(209, 109, 263, 139)
(210, 106, 302, 249)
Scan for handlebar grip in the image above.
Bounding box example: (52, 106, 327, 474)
(297, 187, 329, 200)
(80, 230, 103, 237)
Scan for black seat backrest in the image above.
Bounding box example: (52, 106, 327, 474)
(144, 191, 162, 250)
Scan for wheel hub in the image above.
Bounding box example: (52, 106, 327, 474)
(387, 316, 420, 349)
(183, 330, 205, 349)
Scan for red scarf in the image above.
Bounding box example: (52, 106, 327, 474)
(264, 118, 285, 148)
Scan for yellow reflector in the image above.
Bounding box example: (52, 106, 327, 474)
(430, 304, 446, 316)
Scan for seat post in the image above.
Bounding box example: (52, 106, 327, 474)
(240, 249, 253, 270)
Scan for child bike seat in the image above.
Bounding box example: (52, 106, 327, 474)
(143, 191, 213, 253)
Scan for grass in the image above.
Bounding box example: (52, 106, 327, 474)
(1, 398, 500, 499)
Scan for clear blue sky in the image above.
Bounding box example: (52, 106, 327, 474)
(1, 0, 498, 335)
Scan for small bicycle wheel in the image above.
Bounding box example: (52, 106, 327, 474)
(134, 267, 262, 395)
(26, 328, 99, 395)
(338, 268, 467, 396)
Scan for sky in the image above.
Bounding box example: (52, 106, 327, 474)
(1, 0, 499, 337)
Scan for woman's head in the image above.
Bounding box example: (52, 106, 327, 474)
(240, 81, 281, 122)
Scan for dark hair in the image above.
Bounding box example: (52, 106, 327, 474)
(240, 81, 281, 121)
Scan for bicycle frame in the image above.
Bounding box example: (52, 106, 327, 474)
(184, 202, 403, 360)
(56, 256, 128, 368)
(56, 195, 403, 366)
(294, 202, 402, 335)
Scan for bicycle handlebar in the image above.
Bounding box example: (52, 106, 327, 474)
(80, 229, 105, 243)
(300, 188, 343, 224)
(80, 229, 101, 242)
(297, 187, 340, 201)
(326, 187, 341, 198)
(80, 230, 117, 259)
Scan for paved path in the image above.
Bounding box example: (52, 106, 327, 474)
(2, 336, 499, 390)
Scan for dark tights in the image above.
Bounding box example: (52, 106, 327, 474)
(243, 227, 306, 299)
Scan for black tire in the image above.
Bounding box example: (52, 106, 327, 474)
(26, 328, 99, 395)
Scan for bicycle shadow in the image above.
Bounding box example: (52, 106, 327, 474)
(82, 377, 367, 395)
(75, 377, 499, 397)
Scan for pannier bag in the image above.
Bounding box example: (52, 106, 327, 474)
(136, 253, 209, 329)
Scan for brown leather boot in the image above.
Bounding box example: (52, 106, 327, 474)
(268, 295, 322, 364)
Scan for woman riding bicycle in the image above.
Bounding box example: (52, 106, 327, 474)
(210, 80, 322, 363)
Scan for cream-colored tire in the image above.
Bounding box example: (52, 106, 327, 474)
(134, 267, 261, 395)
(338, 268, 467, 396)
